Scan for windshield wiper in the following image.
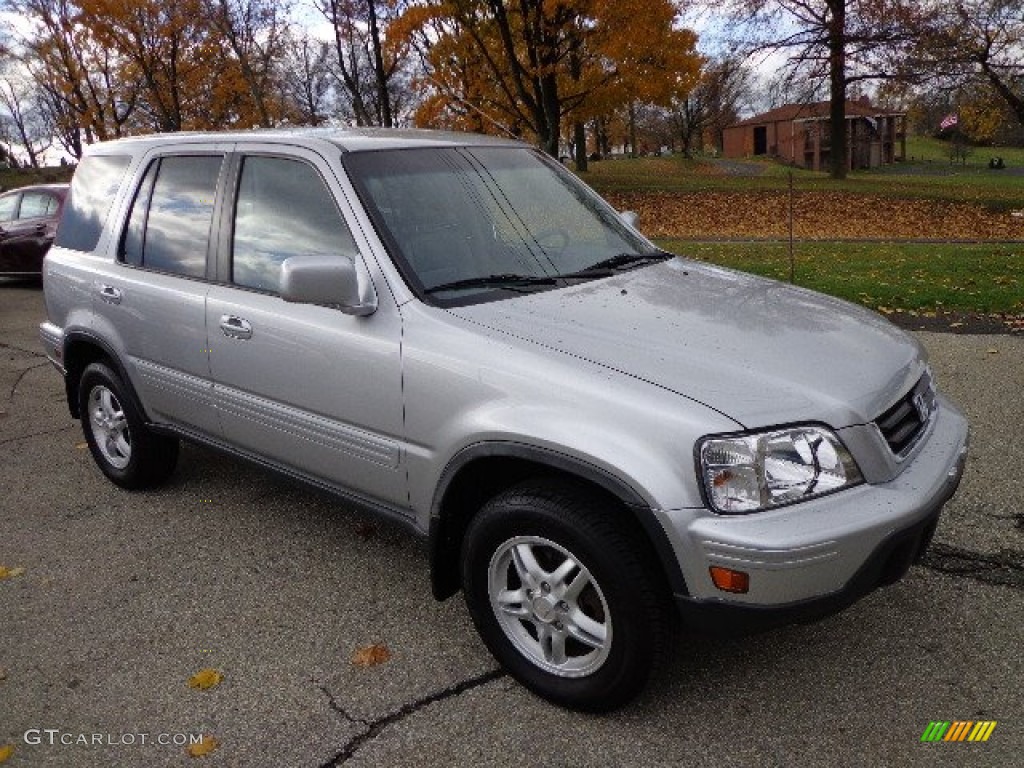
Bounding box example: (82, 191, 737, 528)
(424, 273, 559, 294)
(558, 252, 671, 278)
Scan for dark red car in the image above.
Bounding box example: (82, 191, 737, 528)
(0, 183, 68, 276)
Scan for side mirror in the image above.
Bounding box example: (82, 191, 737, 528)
(279, 253, 377, 316)
(620, 210, 639, 229)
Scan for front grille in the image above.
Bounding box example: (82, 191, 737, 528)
(874, 371, 936, 456)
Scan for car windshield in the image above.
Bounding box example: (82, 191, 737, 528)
(343, 146, 664, 305)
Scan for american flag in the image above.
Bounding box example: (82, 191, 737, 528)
(940, 113, 959, 131)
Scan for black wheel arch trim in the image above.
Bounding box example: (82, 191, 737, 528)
(428, 440, 690, 600)
(62, 330, 148, 422)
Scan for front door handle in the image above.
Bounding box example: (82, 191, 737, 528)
(97, 284, 122, 305)
(219, 315, 253, 340)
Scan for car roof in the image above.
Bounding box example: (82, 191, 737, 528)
(1, 182, 69, 195)
(81, 127, 526, 156)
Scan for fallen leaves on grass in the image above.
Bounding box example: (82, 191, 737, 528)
(604, 190, 1024, 242)
(187, 668, 224, 690)
(352, 643, 391, 667)
(0, 566, 25, 580)
(187, 735, 219, 758)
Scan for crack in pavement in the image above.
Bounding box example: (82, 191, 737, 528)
(318, 669, 506, 767)
(0, 339, 44, 357)
(0, 424, 76, 445)
(319, 684, 366, 726)
(919, 542, 1024, 590)
(7, 360, 50, 401)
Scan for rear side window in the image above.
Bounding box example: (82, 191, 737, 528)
(55, 155, 131, 252)
(0, 193, 17, 221)
(231, 155, 356, 293)
(121, 155, 223, 278)
(19, 192, 60, 218)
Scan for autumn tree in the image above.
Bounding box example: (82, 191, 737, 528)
(0, 71, 53, 167)
(74, 0, 224, 132)
(669, 55, 752, 156)
(916, 1, 1024, 132)
(14, 0, 304, 143)
(714, 1, 928, 178)
(279, 32, 335, 126)
(209, 0, 291, 128)
(316, 0, 412, 127)
(401, 0, 700, 164)
(14, 0, 138, 156)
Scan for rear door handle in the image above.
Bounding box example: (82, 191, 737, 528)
(97, 284, 122, 305)
(219, 315, 253, 340)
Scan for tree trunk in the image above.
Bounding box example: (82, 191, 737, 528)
(979, 58, 1024, 128)
(827, 0, 847, 179)
(366, 0, 393, 127)
(573, 121, 587, 171)
(594, 118, 610, 157)
(628, 102, 638, 158)
(539, 72, 560, 157)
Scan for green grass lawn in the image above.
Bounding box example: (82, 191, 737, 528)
(902, 135, 1024, 166)
(656, 239, 1024, 315)
(585, 137, 1024, 210)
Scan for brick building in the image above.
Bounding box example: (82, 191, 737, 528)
(722, 99, 906, 171)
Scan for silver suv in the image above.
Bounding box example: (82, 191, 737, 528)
(40, 129, 968, 711)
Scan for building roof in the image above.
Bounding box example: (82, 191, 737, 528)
(728, 100, 903, 129)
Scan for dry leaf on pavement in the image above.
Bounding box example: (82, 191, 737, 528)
(187, 668, 224, 690)
(187, 736, 219, 758)
(0, 566, 25, 580)
(352, 643, 391, 667)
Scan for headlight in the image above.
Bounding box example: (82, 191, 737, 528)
(698, 426, 863, 514)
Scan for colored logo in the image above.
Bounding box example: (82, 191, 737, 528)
(921, 721, 997, 742)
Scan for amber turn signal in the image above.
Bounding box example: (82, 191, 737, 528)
(709, 566, 750, 594)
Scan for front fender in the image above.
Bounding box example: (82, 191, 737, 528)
(427, 440, 690, 601)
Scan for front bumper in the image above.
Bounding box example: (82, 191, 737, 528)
(660, 394, 968, 629)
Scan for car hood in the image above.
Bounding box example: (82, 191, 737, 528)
(444, 258, 926, 428)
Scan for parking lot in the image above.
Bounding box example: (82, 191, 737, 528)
(2, 279, 1021, 767)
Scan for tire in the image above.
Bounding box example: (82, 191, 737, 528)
(78, 361, 179, 489)
(461, 479, 669, 712)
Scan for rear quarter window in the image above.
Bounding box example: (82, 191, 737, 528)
(54, 155, 132, 252)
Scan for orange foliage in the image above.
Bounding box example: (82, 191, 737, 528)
(23, 0, 291, 136)
(400, 0, 701, 149)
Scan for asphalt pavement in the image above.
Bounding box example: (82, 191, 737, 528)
(1, 279, 1021, 767)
